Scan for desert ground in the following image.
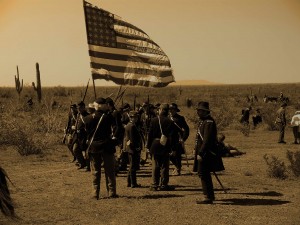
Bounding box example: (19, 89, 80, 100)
(1, 121, 300, 225)
(0, 84, 300, 225)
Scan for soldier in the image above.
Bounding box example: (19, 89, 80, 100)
(240, 106, 252, 125)
(124, 111, 143, 188)
(275, 103, 287, 144)
(147, 103, 176, 191)
(194, 101, 225, 204)
(72, 101, 89, 169)
(139, 102, 156, 166)
(65, 104, 78, 162)
(118, 103, 131, 171)
(169, 103, 190, 176)
(84, 98, 118, 199)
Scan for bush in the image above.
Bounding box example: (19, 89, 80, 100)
(286, 150, 300, 177)
(263, 154, 288, 179)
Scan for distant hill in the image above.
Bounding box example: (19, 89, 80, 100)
(169, 80, 222, 86)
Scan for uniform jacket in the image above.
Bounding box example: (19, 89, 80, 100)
(124, 122, 142, 154)
(74, 110, 89, 141)
(195, 115, 224, 172)
(84, 110, 116, 153)
(276, 107, 286, 125)
(170, 113, 190, 142)
(146, 113, 175, 155)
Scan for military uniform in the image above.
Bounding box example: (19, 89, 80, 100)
(124, 112, 143, 187)
(275, 104, 287, 143)
(84, 100, 118, 199)
(72, 110, 89, 169)
(147, 104, 176, 190)
(194, 102, 224, 204)
(169, 107, 189, 175)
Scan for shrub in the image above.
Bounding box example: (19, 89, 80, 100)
(263, 154, 288, 179)
(286, 150, 300, 177)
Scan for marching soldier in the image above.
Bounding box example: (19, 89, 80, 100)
(84, 98, 118, 199)
(72, 101, 89, 169)
(64, 104, 78, 162)
(275, 103, 287, 144)
(169, 103, 189, 176)
(124, 111, 143, 188)
(118, 103, 131, 171)
(194, 101, 224, 204)
(147, 103, 176, 191)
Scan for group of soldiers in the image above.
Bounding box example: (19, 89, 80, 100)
(63, 96, 225, 204)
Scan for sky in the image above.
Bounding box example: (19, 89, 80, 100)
(1, 0, 300, 87)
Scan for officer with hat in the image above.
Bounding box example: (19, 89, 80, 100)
(194, 101, 224, 204)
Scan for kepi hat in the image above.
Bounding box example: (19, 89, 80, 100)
(196, 101, 210, 111)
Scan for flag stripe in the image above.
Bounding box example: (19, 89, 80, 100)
(91, 71, 174, 87)
(114, 25, 159, 48)
(90, 56, 172, 71)
(90, 62, 173, 77)
(89, 49, 171, 66)
(83, 1, 175, 87)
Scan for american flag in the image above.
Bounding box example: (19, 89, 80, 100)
(83, 1, 175, 87)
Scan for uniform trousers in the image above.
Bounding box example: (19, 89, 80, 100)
(127, 152, 140, 186)
(89, 152, 116, 198)
(151, 154, 170, 188)
(277, 123, 285, 142)
(197, 157, 215, 200)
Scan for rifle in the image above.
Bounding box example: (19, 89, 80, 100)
(62, 104, 72, 144)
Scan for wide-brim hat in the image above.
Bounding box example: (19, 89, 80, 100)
(196, 101, 210, 111)
(169, 103, 180, 112)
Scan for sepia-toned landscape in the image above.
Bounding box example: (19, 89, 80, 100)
(0, 83, 300, 225)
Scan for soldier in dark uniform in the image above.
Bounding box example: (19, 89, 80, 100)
(117, 103, 131, 171)
(84, 98, 118, 200)
(139, 103, 157, 165)
(124, 111, 143, 188)
(275, 103, 287, 144)
(194, 101, 224, 204)
(66, 104, 78, 162)
(72, 101, 89, 169)
(169, 103, 189, 176)
(147, 103, 176, 191)
(240, 106, 252, 125)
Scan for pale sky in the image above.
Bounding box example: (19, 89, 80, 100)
(1, 0, 300, 87)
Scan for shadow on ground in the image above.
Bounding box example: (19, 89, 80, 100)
(217, 198, 290, 206)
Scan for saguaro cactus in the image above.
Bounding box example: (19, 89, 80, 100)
(32, 62, 42, 103)
(14, 66, 23, 100)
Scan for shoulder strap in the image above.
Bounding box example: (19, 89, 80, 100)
(86, 114, 104, 152)
(158, 116, 164, 135)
